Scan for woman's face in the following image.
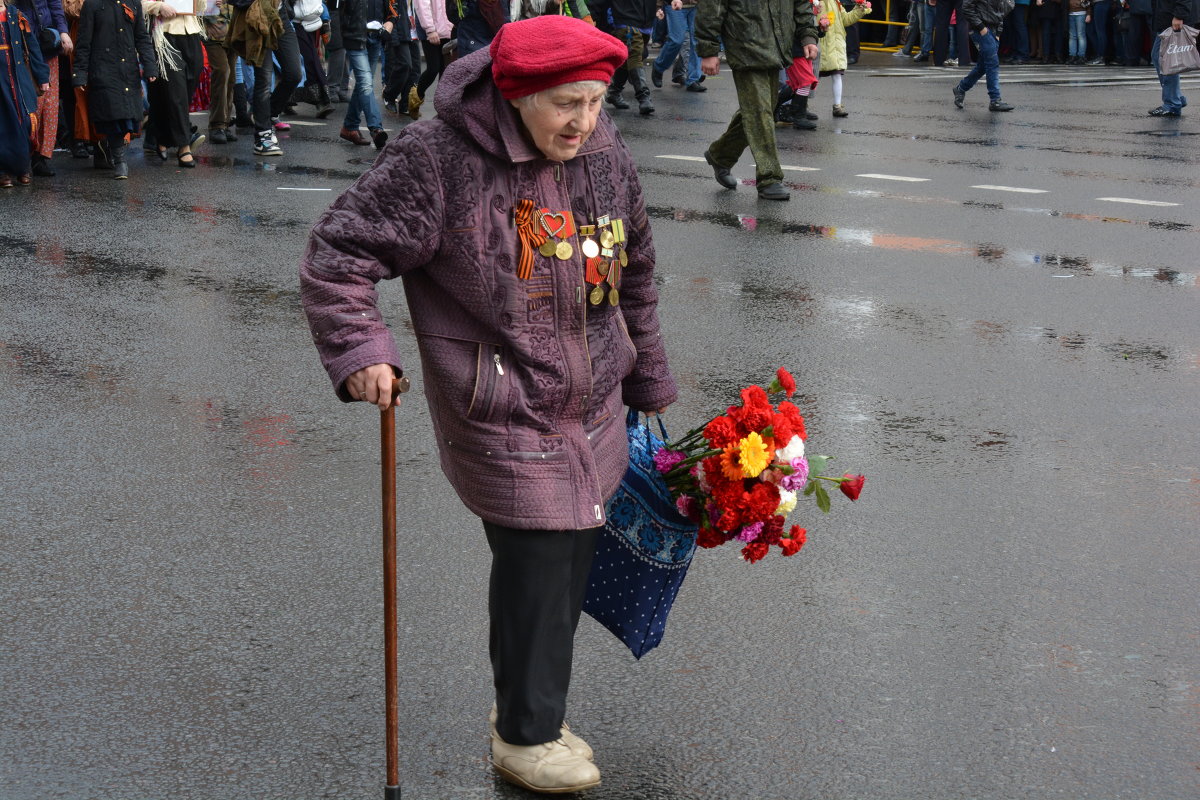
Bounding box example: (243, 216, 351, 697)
(513, 84, 607, 162)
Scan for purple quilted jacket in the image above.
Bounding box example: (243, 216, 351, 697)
(300, 48, 678, 530)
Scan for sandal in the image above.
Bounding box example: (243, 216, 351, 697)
(178, 152, 196, 168)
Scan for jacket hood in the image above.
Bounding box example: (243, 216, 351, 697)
(432, 47, 617, 164)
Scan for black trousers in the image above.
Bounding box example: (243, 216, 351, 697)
(483, 521, 600, 747)
(416, 39, 444, 99)
(383, 40, 420, 105)
(295, 28, 328, 91)
(148, 33, 204, 148)
(933, 0, 973, 66)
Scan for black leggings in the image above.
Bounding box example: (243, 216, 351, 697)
(484, 521, 600, 747)
(416, 39, 444, 99)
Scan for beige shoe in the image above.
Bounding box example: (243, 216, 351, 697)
(491, 732, 601, 794)
(407, 86, 423, 121)
(489, 704, 593, 761)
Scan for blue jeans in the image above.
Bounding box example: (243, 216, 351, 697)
(917, 1, 934, 55)
(1006, 4, 1029, 59)
(1068, 13, 1087, 58)
(654, 6, 700, 85)
(959, 30, 1001, 101)
(1086, 0, 1111, 60)
(344, 39, 383, 131)
(1151, 38, 1187, 112)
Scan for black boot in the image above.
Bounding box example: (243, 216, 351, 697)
(630, 69, 654, 115)
(93, 139, 113, 169)
(791, 95, 817, 130)
(606, 90, 630, 109)
(314, 85, 334, 119)
(774, 85, 795, 126)
(111, 142, 129, 179)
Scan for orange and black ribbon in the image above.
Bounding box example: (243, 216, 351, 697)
(514, 199, 547, 281)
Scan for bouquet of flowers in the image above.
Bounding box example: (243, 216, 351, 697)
(653, 368, 865, 563)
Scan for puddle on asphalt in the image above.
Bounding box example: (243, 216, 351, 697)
(646, 206, 1197, 288)
(194, 155, 364, 182)
(1, 233, 166, 282)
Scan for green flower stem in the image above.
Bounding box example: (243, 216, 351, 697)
(663, 448, 722, 479)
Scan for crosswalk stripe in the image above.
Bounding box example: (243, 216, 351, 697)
(1096, 197, 1180, 207)
(971, 185, 1049, 194)
(857, 173, 930, 182)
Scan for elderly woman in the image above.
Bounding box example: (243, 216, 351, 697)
(300, 15, 677, 794)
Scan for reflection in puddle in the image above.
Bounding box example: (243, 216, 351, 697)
(646, 206, 1197, 287)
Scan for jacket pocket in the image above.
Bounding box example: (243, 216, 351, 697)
(467, 342, 509, 423)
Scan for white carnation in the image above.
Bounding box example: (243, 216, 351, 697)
(775, 435, 805, 463)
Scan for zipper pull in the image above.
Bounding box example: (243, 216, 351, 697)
(493, 353, 504, 375)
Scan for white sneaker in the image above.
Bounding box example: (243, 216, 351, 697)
(489, 703, 593, 760)
(491, 732, 601, 794)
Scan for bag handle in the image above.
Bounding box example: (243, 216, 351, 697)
(626, 407, 670, 447)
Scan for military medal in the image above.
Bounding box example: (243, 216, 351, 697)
(580, 225, 599, 259)
(619, 248, 628, 267)
(555, 240, 574, 260)
(599, 229, 615, 249)
(539, 240, 558, 257)
(589, 285, 605, 305)
(596, 260, 610, 278)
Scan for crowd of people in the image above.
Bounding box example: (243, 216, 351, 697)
(1, 0, 1194, 187)
(889, 0, 1193, 68)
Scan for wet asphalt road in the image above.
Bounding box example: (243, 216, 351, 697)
(2, 53, 1198, 800)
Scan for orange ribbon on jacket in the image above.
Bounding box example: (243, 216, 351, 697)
(514, 198, 548, 281)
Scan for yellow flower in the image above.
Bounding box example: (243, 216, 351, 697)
(737, 432, 771, 478)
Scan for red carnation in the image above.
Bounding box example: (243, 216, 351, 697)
(771, 413, 794, 445)
(697, 526, 726, 549)
(704, 415, 742, 448)
(839, 474, 866, 501)
(741, 540, 770, 563)
(745, 482, 781, 521)
(761, 515, 785, 546)
(780, 527, 807, 556)
(777, 401, 807, 440)
(776, 368, 796, 397)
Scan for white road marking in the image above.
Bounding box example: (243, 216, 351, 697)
(857, 173, 931, 182)
(657, 155, 709, 162)
(782, 165, 820, 172)
(971, 185, 1049, 194)
(278, 187, 333, 191)
(1096, 197, 1180, 207)
(278, 120, 326, 127)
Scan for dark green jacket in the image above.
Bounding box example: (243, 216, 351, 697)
(695, 0, 818, 70)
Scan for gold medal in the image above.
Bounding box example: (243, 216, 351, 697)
(608, 287, 619, 306)
(582, 238, 599, 259)
(539, 240, 558, 257)
(589, 285, 605, 305)
(597, 260, 610, 277)
(555, 240, 573, 260)
(619, 247, 628, 267)
(599, 229, 615, 249)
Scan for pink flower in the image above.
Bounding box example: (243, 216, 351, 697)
(736, 521, 764, 542)
(654, 448, 686, 474)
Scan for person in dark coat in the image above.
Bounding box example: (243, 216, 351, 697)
(1147, 0, 1197, 115)
(12, 0, 68, 176)
(71, 0, 158, 177)
(0, 0, 50, 186)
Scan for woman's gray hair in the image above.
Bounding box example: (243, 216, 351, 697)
(511, 80, 608, 109)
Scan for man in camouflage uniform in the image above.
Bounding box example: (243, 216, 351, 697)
(696, 0, 818, 200)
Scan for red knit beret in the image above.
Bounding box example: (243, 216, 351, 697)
(490, 16, 628, 100)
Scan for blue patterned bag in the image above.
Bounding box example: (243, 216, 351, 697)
(583, 410, 699, 659)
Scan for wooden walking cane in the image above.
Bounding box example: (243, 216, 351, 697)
(381, 376, 410, 800)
